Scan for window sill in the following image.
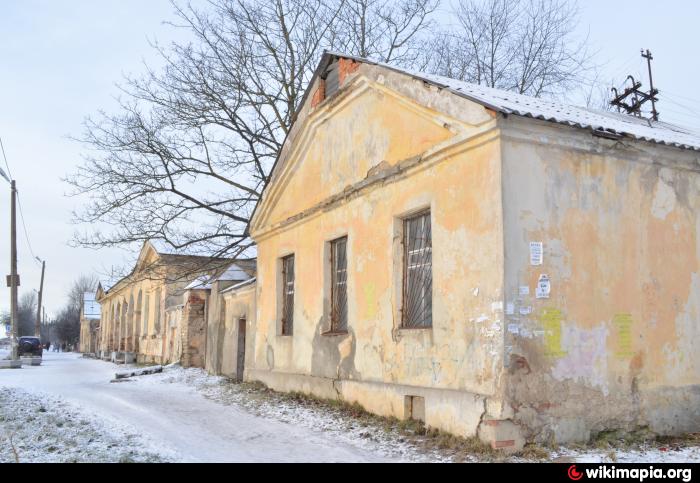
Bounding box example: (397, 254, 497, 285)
(398, 326, 433, 332)
(321, 330, 349, 337)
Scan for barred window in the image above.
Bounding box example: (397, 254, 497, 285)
(281, 255, 295, 336)
(402, 211, 432, 328)
(330, 237, 348, 332)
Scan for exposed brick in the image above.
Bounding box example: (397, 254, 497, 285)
(493, 440, 516, 449)
(338, 58, 360, 85)
(311, 79, 326, 108)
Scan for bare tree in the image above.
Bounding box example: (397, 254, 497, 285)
(427, 0, 593, 98)
(331, 0, 439, 65)
(67, 0, 440, 265)
(39, 275, 100, 348)
(1, 292, 37, 337)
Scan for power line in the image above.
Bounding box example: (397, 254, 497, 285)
(16, 191, 40, 265)
(0, 137, 12, 184)
(0, 137, 13, 180)
(0, 136, 41, 265)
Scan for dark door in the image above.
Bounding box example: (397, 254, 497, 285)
(236, 318, 246, 381)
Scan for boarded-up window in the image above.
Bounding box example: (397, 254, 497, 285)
(331, 237, 348, 332)
(281, 255, 295, 336)
(402, 211, 432, 328)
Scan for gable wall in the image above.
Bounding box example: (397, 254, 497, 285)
(250, 68, 509, 438)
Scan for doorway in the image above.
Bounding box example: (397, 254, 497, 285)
(236, 318, 246, 381)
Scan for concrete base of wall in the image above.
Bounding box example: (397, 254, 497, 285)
(0, 360, 22, 369)
(247, 368, 522, 451)
(137, 354, 166, 365)
(123, 352, 136, 364)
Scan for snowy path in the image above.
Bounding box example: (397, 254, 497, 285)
(0, 353, 389, 462)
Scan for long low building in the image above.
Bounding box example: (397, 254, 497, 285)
(94, 241, 254, 367)
(82, 52, 700, 452)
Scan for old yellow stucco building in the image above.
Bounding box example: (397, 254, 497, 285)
(95, 241, 231, 366)
(246, 52, 700, 450)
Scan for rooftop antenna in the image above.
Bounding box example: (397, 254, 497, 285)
(610, 49, 660, 121)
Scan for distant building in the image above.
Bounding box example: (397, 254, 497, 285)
(95, 241, 237, 366)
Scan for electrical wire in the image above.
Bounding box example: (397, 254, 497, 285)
(0, 136, 42, 265)
(16, 192, 41, 265)
(0, 137, 12, 184)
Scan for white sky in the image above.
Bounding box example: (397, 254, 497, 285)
(0, 0, 699, 317)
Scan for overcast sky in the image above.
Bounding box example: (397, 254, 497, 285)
(1, 0, 699, 320)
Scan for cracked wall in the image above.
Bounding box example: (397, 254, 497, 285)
(501, 117, 700, 444)
(249, 64, 507, 439)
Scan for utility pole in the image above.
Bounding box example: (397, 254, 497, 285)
(8, 180, 20, 361)
(641, 49, 659, 122)
(35, 259, 45, 338)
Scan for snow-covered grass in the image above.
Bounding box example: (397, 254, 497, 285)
(140, 365, 700, 463)
(0, 388, 165, 463)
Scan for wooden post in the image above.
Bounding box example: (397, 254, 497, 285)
(9, 180, 19, 361)
(35, 260, 45, 338)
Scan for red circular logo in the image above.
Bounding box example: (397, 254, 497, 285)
(568, 465, 584, 481)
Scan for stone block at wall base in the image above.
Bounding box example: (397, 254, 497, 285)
(477, 419, 526, 454)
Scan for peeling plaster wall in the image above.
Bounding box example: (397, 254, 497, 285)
(205, 281, 255, 379)
(250, 66, 507, 438)
(501, 117, 700, 444)
(221, 286, 256, 380)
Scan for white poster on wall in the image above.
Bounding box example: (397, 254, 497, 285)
(536, 274, 551, 299)
(530, 242, 543, 266)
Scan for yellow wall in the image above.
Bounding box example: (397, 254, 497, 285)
(501, 119, 700, 442)
(250, 68, 507, 434)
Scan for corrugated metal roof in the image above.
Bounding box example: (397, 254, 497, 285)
(326, 52, 700, 152)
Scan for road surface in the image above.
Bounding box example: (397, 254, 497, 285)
(0, 352, 388, 462)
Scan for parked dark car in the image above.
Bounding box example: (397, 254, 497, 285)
(18, 336, 43, 357)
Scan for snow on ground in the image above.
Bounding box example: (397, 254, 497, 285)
(551, 445, 700, 464)
(0, 387, 163, 463)
(1, 352, 699, 463)
(139, 364, 700, 463)
(0, 353, 403, 462)
(142, 365, 451, 462)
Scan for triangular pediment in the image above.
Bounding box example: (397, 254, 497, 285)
(252, 75, 486, 234)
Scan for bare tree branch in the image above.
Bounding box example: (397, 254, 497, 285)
(68, 0, 442, 263)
